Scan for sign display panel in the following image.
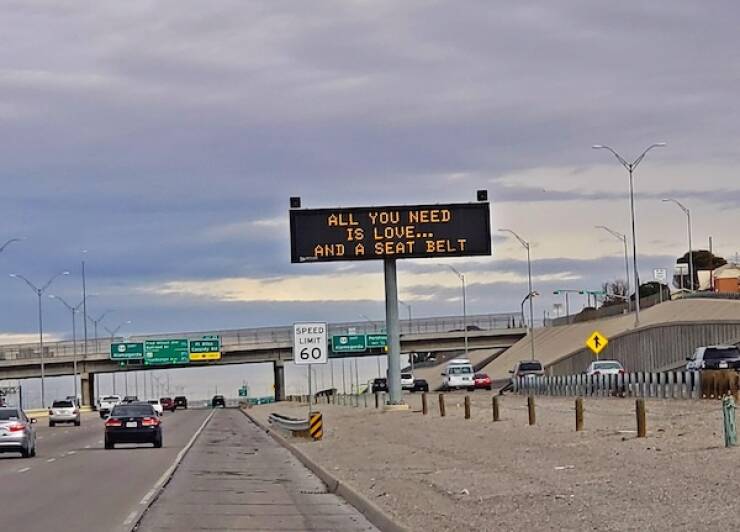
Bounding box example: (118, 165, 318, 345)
(290, 202, 491, 263)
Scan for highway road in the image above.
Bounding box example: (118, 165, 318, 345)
(0, 409, 211, 532)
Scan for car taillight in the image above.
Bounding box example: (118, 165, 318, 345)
(593, 371, 600, 376)
(48, 409, 53, 415)
(618, 369, 625, 374)
(8, 422, 25, 432)
(142, 417, 159, 427)
(105, 418, 123, 427)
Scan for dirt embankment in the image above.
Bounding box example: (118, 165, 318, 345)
(251, 392, 740, 531)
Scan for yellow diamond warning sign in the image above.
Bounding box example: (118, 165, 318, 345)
(586, 331, 608, 356)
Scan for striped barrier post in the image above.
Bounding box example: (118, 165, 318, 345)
(309, 411, 323, 441)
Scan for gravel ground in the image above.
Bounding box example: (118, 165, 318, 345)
(251, 392, 740, 531)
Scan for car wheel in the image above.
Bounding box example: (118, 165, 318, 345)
(467, 387, 475, 392)
(75, 419, 81, 427)
(49, 421, 55, 427)
(21, 445, 30, 458)
(486, 386, 492, 391)
(153, 434, 163, 448)
(104, 437, 114, 450)
(30, 444, 36, 457)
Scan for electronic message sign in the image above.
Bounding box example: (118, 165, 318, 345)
(290, 202, 491, 263)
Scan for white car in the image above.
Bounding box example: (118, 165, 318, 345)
(148, 399, 164, 416)
(98, 395, 122, 418)
(400, 373, 415, 390)
(48, 400, 80, 427)
(441, 359, 475, 390)
(585, 360, 625, 376)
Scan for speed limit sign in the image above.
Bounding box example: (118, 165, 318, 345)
(293, 322, 328, 365)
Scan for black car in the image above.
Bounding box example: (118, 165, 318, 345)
(211, 395, 226, 408)
(104, 403, 162, 449)
(173, 396, 188, 410)
(371, 378, 388, 393)
(410, 379, 429, 392)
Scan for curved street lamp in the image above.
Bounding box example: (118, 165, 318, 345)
(662, 198, 693, 291)
(499, 229, 535, 360)
(10, 271, 70, 407)
(48, 294, 90, 403)
(595, 225, 631, 310)
(592, 142, 666, 326)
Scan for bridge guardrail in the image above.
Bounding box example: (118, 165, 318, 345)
(0, 313, 524, 363)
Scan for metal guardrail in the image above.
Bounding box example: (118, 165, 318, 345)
(0, 312, 523, 362)
(268, 412, 310, 432)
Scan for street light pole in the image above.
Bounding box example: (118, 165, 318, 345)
(520, 291, 539, 360)
(595, 225, 631, 310)
(447, 266, 468, 357)
(0, 238, 23, 255)
(88, 310, 113, 352)
(10, 271, 70, 407)
(49, 294, 86, 401)
(104, 320, 132, 396)
(499, 229, 535, 358)
(81, 250, 89, 362)
(593, 143, 666, 327)
(662, 198, 693, 291)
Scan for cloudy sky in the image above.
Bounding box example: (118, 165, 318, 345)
(1, 1, 739, 393)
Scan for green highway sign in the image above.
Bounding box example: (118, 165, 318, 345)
(189, 337, 221, 361)
(110, 342, 144, 360)
(238, 385, 249, 397)
(331, 335, 367, 353)
(366, 334, 388, 348)
(144, 339, 189, 366)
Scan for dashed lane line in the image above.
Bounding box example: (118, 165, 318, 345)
(17, 467, 30, 473)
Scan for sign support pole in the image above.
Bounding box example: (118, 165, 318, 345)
(307, 364, 312, 411)
(384, 259, 403, 405)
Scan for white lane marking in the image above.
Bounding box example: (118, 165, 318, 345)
(47, 458, 56, 463)
(97, 440, 103, 444)
(17, 467, 31, 473)
(84, 445, 91, 449)
(138, 410, 215, 506)
(123, 511, 138, 525)
(67, 451, 77, 455)
(37, 436, 44, 440)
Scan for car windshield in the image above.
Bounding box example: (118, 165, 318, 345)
(147, 400, 159, 405)
(475, 373, 488, 379)
(111, 405, 155, 417)
(449, 366, 472, 375)
(593, 362, 622, 370)
(102, 396, 119, 402)
(0, 409, 20, 420)
(52, 400, 74, 408)
(401, 374, 413, 379)
(518, 362, 542, 371)
(704, 347, 740, 360)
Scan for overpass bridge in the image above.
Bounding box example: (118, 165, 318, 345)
(0, 313, 526, 406)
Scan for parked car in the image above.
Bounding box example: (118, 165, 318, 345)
(122, 396, 139, 404)
(686, 345, 740, 371)
(371, 378, 388, 393)
(173, 396, 188, 410)
(0, 406, 37, 458)
(473, 372, 492, 390)
(48, 400, 81, 427)
(160, 397, 175, 412)
(400, 373, 415, 390)
(510, 360, 546, 381)
(410, 379, 429, 392)
(585, 360, 625, 376)
(98, 395, 122, 418)
(147, 399, 164, 416)
(104, 403, 162, 449)
(211, 395, 226, 408)
(441, 358, 475, 391)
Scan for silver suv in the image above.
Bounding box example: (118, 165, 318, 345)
(49, 400, 81, 427)
(0, 407, 37, 458)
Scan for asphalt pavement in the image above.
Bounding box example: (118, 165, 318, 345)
(137, 408, 377, 531)
(0, 408, 211, 532)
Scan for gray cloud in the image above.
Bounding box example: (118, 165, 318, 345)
(1, 1, 738, 337)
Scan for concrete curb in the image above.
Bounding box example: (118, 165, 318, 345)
(241, 408, 409, 532)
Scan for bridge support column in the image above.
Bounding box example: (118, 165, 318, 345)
(81, 372, 95, 408)
(273, 361, 286, 402)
